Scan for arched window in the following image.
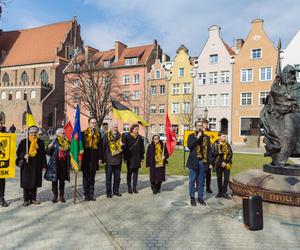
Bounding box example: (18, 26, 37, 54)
(0, 112, 5, 124)
(40, 70, 48, 84)
(155, 70, 161, 79)
(22, 112, 26, 126)
(2, 73, 9, 86)
(23, 90, 28, 100)
(16, 90, 21, 99)
(21, 71, 29, 85)
(8, 91, 12, 100)
(30, 90, 36, 99)
(1, 91, 6, 100)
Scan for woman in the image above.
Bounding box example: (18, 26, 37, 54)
(45, 128, 70, 203)
(16, 126, 47, 207)
(123, 123, 145, 194)
(146, 134, 169, 194)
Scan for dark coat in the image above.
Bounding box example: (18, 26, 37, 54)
(0, 126, 6, 132)
(17, 138, 47, 188)
(211, 140, 233, 167)
(123, 133, 145, 169)
(81, 129, 103, 172)
(186, 132, 212, 170)
(146, 140, 169, 182)
(102, 131, 123, 166)
(44, 138, 70, 182)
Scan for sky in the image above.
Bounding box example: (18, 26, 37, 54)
(1, 0, 300, 57)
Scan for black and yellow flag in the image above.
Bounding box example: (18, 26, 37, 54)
(112, 100, 149, 127)
(26, 101, 36, 128)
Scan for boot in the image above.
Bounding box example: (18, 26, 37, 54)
(52, 195, 58, 203)
(128, 186, 133, 194)
(0, 197, 9, 207)
(59, 196, 66, 203)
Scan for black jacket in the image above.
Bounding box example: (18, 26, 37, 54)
(211, 140, 233, 166)
(102, 131, 123, 166)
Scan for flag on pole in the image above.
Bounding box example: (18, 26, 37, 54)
(70, 105, 84, 172)
(64, 121, 73, 142)
(26, 101, 36, 128)
(165, 112, 177, 156)
(111, 100, 150, 127)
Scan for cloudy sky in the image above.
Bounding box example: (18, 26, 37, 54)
(1, 0, 300, 57)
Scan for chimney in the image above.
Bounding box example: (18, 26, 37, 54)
(114, 41, 127, 62)
(162, 53, 170, 63)
(236, 39, 244, 50)
(208, 25, 221, 38)
(251, 18, 264, 31)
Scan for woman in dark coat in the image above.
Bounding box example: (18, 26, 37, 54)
(146, 134, 169, 194)
(16, 126, 47, 207)
(123, 123, 145, 194)
(45, 128, 70, 203)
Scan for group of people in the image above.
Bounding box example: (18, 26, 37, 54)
(0, 117, 232, 208)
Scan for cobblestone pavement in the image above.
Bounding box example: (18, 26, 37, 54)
(1, 169, 300, 250)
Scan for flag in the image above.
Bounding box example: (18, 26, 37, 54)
(70, 105, 84, 172)
(26, 101, 36, 128)
(64, 121, 73, 142)
(165, 112, 177, 156)
(112, 100, 150, 127)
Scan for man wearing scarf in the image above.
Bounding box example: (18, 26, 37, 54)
(186, 120, 212, 206)
(16, 126, 47, 206)
(82, 118, 103, 201)
(0, 123, 8, 207)
(102, 122, 123, 198)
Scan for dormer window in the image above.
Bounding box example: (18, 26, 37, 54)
(103, 60, 110, 68)
(73, 63, 80, 71)
(88, 61, 95, 70)
(125, 57, 138, 66)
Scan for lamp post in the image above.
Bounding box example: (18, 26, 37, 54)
(204, 107, 208, 120)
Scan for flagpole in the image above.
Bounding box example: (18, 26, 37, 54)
(73, 170, 77, 204)
(26, 103, 29, 163)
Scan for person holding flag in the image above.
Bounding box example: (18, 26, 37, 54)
(0, 122, 8, 207)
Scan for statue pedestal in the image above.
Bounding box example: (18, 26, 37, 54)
(263, 164, 300, 176)
(229, 169, 300, 217)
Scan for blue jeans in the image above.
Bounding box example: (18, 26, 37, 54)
(189, 161, 206, 199)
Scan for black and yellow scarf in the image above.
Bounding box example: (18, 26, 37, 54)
(154, 143, 163, 168)
(83, 128, 100, 149)
(217, 141, 232, 170)
(108, 130, 122, 156)
(57, 136, 69, 151)
(195, 132, 208, 163)
(29, 135, 38, 157)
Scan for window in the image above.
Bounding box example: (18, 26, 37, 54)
(103, 60, 110, 68)
(0, 112, 5, 124)
(88, 61, 95, 70)
(8, 91, 12, 100)
(208, 118, 217, 130)
(73, 63, 80, 71)
(210, 54, 218, 64)
(132, 90, 140, 100)
(155, 70, 161, 79)
(183, 102, 190, 113)
(30, 90, 36, 99)
(221, 71, 230, 84)
(1, 91, 6, 100)
(198, 95, 206, 107)
(133, 74, 140, 84)
(123, 91, 130, 100)
(208, 94, 217, 106)
(2, 73, 9, 85)
(123, 75, 130, 84)
(159, 105, 165, 114)
(21, 71, 29, 85)
(241, 92, 252, 106)
(15, 90, 21, 99)
(172, 124, 179, 135)
(209, 72, 218, 84)
(172, 83, 180, 94)
(183, 83, 191, 94)
(179, 68, 184, 77)
(251, 49, 261, 59)
(259, 92, 269, 105)
(159, 124, 164, 133)
(198, 73, 206, 85)
(172, 102, 180, 114)
(133, 107, 139, 115)
(151, 86, 157, 95)
(40, 70, 48, 84)
(241, 69, 253, 82)
(125, 57, 138, 65)
(260, 67, 272, 81)
(159, 85, 165, 95)
(123, 124, 129, 133)
(150, 105, 156, 114)
(23, 91, 28, 100)
(295, 64, 300, 79)
(151, 124, 156, 133)
(240, 118, 260, 136)
(220, 94, 229, 106)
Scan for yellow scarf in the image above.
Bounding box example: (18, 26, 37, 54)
(29, 136, 38, 157)
(196, 132, 208, 163)
(108, 130, 122, 156)
(84, 128, 100, 149)
(217, 141, 232, 170)
(57, 136, 69, 151)
(154, 143, 163, 168)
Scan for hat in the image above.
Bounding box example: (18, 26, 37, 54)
(28, 126, 39, 133)
(56, 128, 64, 136)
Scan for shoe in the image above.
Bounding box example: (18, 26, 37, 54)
(190, 198, 197, 206)
(59, 196, 66, 203)
(215, 193, 222, 198)
(133, 189, 138, 194)
(107, 194, 112, 198)
(206, 188, 213, 194)
(113, 193, 122, 197)
(153, 191, 158, 195)
(52, 195, 58, 203)
(197, 198, 206, 206)
(23, 201, 30, 207)
(1, 198, 9, 207)
(84, 197, 89, 201)
(31, 200, 41, 205)
(222, 193, 231, 200)
(128, 186, 133, 194)
(89, 196, 96, 201)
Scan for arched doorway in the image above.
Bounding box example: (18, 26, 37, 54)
(220, 118, 228, 133)
(0, 112, 5, 124)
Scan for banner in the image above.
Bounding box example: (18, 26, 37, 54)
(183, 130, 219, 147)
(0, 133, 16, 178)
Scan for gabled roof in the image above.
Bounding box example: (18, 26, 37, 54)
(0, 20, 74, 67)
(222, 41, 235, 56)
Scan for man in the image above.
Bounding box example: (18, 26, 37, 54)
(103, 122, 123, 198)
(82, 118, 103, 201)
(212, 131, 233, 199)
(186, 120, 212, 206)
(0, 123, 8, 207)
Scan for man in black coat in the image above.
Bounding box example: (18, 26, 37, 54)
(186, 120, 212, 206)
(103, 122, 123, 198)
(0, 123, 8, 207)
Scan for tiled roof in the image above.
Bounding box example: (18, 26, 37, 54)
(222, 41, 236, 56)
(0, 20, 73, 67)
